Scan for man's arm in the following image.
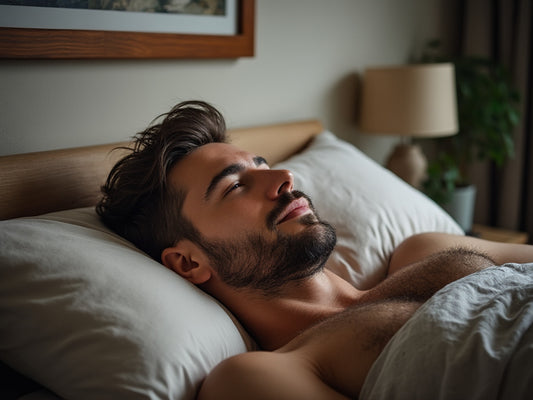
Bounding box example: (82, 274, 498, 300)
(388, 232, 533, 276)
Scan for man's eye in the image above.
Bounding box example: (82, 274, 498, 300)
(224, 182, 242, 197)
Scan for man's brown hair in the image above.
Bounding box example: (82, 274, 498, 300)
(96, 100, 227, 260)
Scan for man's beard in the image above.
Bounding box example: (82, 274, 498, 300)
(196, 191, 337, 295)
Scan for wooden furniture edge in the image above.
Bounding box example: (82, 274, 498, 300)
(472, 224, 529, 244)
(0, 0, 255, 59)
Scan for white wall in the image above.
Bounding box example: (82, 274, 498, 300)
(0, 0, 456, 162)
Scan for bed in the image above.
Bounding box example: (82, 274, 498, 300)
(1, 118, 530, 399)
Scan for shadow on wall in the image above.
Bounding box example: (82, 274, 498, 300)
(326, 72, 360, 141)
(328, 72, 399, 164)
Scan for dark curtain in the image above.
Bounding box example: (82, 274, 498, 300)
(459, 0, 533, 243)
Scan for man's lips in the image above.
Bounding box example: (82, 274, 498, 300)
(276, 197, 311, 225)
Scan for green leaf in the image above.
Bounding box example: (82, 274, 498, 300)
(416, 39, 521, 204)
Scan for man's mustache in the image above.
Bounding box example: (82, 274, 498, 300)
(266, 190, 314, 230)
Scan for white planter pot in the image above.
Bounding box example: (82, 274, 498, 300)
(442, 185, 477, 233)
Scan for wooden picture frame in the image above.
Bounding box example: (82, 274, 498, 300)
(0, 0, 254, 59)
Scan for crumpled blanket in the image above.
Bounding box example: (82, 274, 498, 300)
(360, 263, 533, 400)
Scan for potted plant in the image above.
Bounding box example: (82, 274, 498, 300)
(418, 40, 521, 232)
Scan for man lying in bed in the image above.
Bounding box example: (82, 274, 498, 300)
(96, 100, 533, 399)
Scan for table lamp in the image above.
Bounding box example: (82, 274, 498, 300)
(359, 63, 458, 188)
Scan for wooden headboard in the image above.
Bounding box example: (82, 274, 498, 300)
(0, 119, 323, 220)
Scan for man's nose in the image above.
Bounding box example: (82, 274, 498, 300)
(265, 169, 294, 200)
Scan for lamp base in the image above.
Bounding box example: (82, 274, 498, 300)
(385, 143, 427, 188)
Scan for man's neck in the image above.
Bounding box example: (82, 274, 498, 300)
(206, 269, 362, 350)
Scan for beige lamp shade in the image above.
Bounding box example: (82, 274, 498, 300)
(359, 63, 458, 188)
(359, 63, 458, 137)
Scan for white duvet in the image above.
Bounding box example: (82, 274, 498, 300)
(360, 263, 533, 400)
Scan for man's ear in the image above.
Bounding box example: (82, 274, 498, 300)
(161, 240, 212, 285)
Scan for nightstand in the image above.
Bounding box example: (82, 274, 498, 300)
(471, 224, 529, 244)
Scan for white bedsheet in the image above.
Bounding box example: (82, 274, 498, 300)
(360, 263, 533, 400)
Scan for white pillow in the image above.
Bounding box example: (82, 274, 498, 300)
(274, 131, 463, 289)
(0, 208, 255, 400)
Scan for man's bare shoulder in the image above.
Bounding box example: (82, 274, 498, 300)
(198, 350, 349, 400)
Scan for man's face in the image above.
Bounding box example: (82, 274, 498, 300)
(168, 142, 336, 294)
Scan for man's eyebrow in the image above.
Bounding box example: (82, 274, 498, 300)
(204, 163, 243, 201)
(253, 156, 268, 167)
(204, 156, 268, 201)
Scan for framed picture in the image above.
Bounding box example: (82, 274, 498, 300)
(0, 0, 254, 59)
